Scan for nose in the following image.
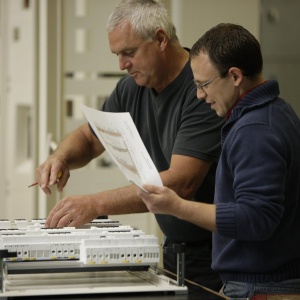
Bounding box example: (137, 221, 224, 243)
(118, 55, 131, 71)
(196, 88, 206, 99)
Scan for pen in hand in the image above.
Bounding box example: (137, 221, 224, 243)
(28, 170, 62, 188)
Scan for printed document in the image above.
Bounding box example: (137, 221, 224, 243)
(81, 104, 163, 190)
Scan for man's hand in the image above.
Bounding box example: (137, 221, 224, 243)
(44, 194, 99, 228)
(137, 184, 182, 215)
(137, 184, 217, 232)
(36, 157, 70, 195)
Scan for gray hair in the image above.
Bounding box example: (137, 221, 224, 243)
(106, 0, 178, 43)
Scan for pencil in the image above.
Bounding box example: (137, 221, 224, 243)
(28, 182, 39, 188)
(28, 171, 62, 188)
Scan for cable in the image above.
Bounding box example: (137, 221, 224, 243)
(156, 266, 231, 300)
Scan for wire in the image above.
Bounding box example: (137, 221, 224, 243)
(156, 266, 231, 300)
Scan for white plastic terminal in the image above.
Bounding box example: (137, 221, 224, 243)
(0, 219, 160, 266)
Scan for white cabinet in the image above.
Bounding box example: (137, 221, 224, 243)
(0, 0, 38, 220)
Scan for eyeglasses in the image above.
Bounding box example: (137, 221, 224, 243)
(195, 73, 225, 93)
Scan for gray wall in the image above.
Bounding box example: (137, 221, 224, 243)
(261, 0, 300, 116)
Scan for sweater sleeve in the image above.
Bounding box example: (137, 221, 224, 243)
(216, 123, 286, 241)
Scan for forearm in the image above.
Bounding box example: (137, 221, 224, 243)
(92, 184, 149, 216)
(173, 200, 217, 232)
(137, 184, 217, 232)
(53, 124, 104, 170)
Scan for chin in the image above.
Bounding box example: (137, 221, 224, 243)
(134, 78, 146, 86)
(214, 109, 224, 117)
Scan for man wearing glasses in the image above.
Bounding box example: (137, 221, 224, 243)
(138, 23, 300, 299)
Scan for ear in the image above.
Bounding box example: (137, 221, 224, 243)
(228, 67, 243, 87)
(155, 28, 168, 51)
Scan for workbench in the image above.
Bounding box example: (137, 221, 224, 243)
(5, 288, 224, 300)
(0, 219, 226, 300)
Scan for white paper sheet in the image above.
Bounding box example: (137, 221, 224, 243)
(80, 104, 163, 190)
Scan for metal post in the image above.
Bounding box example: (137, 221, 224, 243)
(163, 242, 186, 286)
(173, 243, 186, 286)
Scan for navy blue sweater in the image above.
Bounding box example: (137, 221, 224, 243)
(212, 80, 300, 283)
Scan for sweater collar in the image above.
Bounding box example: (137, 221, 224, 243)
(220, 80, 280, 146)
(226, 80, 280, 124)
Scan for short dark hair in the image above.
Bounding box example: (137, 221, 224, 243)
(190, 23, 263, 80)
